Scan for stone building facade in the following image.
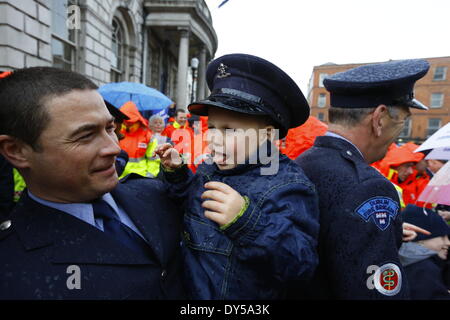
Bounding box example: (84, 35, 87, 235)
(0, 0, 218, 110)
(307, 56, 450, 143)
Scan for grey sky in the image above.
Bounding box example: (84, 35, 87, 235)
(205, 0, 450, 93)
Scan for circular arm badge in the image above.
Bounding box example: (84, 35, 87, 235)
(374, 263, 402, 296)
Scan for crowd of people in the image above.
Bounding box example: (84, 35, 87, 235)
(0, 54, 449, 300)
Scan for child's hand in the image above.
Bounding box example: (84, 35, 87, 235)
(154, 143, 183, 169)
(402, 222, 431, 242)
(201, 182, 245, 227)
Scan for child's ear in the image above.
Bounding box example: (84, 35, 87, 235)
(0, 135, 33, 169)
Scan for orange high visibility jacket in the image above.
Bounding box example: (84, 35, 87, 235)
(118, 101, 151, 159)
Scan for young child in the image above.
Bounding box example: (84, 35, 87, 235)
(399, 204, 450, 299)
(155, 53, 319, 299)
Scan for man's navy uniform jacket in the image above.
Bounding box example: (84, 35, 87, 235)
(0, 176, 185, 299)
(0, 155, 14, 218)
(295, 136, 409, 299)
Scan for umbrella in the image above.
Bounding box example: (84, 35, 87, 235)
(425, 147, 450, 160)
(417, 160, 450, 206)
(98, 82, 173, 119)
(415, 122, 450, 159)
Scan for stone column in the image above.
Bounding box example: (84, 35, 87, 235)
(176, 28, 190, 110)
(196, 46, 207, 100)
(205, 58, 211, 98)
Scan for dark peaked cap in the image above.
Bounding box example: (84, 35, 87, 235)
(323, 59, 430, 110)
(104, 99, 129, 121)
(188, 53, 310, 138)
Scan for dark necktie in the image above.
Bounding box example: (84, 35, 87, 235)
(92, 199, 150, 256)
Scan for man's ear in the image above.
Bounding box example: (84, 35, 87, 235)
(263, 125, 277, 142)
(371, 104, 389, 137)
(0, 135, 32, 169)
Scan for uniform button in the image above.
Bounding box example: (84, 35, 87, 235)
(346, 150, 353, 156)
(0, 220, 11, 231)
(161, 269, 167, 280)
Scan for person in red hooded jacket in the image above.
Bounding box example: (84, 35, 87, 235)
(162, 109, 194, 166)
(383, 142, 429, 207)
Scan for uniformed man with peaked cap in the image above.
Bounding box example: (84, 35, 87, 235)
(295, 59, 430, 299)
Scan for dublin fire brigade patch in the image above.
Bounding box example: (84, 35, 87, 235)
(355, 197, 399, 231)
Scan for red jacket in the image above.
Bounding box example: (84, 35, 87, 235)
(278, 116, 328, 160)
(381, 143, 430, 207)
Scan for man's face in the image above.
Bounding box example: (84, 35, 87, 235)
(377, 106, 411, 160)
(176, 112, 188, 126)
(427, 159, 445, 174)
(415, 159, 427, 173)
(395, 162, 415, 182)
(207, 107, 271, 170)
(25, 89, 121, 203)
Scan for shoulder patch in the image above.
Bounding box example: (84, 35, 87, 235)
(355, 197, 399, 231)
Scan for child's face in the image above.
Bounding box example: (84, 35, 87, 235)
(419, 235, 450, 260)
(206, 107, 274, 170)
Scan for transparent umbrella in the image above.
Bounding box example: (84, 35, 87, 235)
(417, 161, 450, 206)
(415, 122, 450, 160)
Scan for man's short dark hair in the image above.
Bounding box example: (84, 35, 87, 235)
(175, 109, 187, 117)
(328, 105, 407, 127)
(0, 67, 98, 150)
(328, 107, 376, 127)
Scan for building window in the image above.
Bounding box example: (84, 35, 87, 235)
(51, 0, 77, 71)
(318, 93, 326, 108)
(430, 93, 444, 108)
(111, 18, 124, 82)
(427, 118, 441, 137)
(317, 112, 325, 121)
(149, 41, 161, 89)
(398, 118, 412, 138)
(433, 66, 447, 81)
(318, 73, 328, 87)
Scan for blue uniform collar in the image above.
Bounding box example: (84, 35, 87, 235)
(324, 132, 365, 160)
(314, 134, 365, 162)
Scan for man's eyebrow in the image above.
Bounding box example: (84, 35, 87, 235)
(69, 117, 115, 138)
(69, 124, 100, 138)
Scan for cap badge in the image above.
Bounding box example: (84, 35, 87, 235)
(217, 63, 231, 78)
